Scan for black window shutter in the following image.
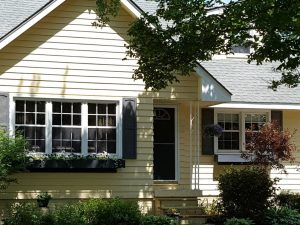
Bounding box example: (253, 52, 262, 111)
(271, 110, 283, 130)
(202, 108, 215, 155)
(0, 92, 9, 130)
(122, 98, 137, 159)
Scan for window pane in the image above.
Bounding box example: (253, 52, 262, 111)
(88, 141, 96, 153)
(72, 128, 81, 140)
(73, 115, 81, 126)
(35, 140, 45, 152)
(88, 103, 96, 114)
(26, 101, 35, 112)
(61, 128, 71, 140)
(25, 127, 35, 139)
(53, 102, 61, 113)
(88, 128, 97, 140)
(107, 129, 116, 140)
(72, 141, 81, 153)
(36, 127, 45, 139)
(108, 116, 116, 126)
(62, 103, 71, 113)
(16, 113, 24, 124)
(232, 114, 239, 122)
(16, 100, 24, 112)
(26, 113, 35, 124)
(53, 114, 61, 125)
(73, 103, 81, 113)
(98, 116, 106, 126)
(62, 114, 71, 125)
(217, 113, 224, 122)
(107, 141, 116, 153)
(52, 127, 61, 139)
(88, 115, 96, 126)
(37, 101, 45, 112)
(36, 114, 45, 125)
(225, 122, 232, 130)
(97, 129, 106, 140)
(108, 104, 116, 114)
(232, 123, 239, 130)
(97, 141, 106, 152)
(52, 140, 62, 152)
(98, 104, 106, 114)
(232, 141, 239, 150)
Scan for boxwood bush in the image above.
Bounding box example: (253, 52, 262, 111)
(218, 167, 277, 222)
(275, 192, 300, 212)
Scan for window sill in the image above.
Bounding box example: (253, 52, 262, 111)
(27, 159, 125, 172)
(215, 153, 251, 165)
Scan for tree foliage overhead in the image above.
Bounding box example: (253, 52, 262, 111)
(95, 0, 300, 91)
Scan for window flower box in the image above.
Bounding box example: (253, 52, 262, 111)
(28, 158, 125, 172)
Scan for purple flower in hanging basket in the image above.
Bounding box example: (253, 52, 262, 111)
(204, 124, 223, 137)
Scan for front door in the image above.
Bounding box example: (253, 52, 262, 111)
(153, 107, 176, 180)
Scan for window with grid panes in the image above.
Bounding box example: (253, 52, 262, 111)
(217, 113, 240, 151)
(215, 111, 269, 153)
(15, 100, 46, 152)
(245, 113, 267, 147)
(14, 100, 118, 155)
(52, 102, 82, 153)
(88, 103, 117, 154)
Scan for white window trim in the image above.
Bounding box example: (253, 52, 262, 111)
(10, 97, 122, 158)
(214, 109, 271, 154)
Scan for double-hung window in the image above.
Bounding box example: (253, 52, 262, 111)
(215, 110, 269, 153)
(15, 99, 118, 155)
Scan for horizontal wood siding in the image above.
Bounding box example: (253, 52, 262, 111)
(270, 110, 300, 193)
(0, 0, 200, 210)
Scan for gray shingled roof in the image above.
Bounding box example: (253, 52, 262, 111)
(133, 0, 158, 15)
(0, 0, 51, 40)
(201, 58, 300, 104)
(1, 0, 299, 104)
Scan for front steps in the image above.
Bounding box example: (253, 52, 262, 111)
(154, 189, 210, 225)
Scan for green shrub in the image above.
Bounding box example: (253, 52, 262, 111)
(3, 203, 54, 225)
(263, 207, 300, 225)
(0, 130, 28, 189)
(218, 167, 276, 222)
(224, 217, 253, 225)
(82, 198, 142, 225)
(52, 203, 85, 225)
(142, 215, 175, 225)
(276, 192, 300, 211)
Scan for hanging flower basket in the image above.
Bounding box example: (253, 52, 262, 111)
(204, 124, 223, 137)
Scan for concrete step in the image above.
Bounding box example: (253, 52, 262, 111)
(179, 217, 207, 225)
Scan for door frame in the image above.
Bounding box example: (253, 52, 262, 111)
(153, 104, 179, 181)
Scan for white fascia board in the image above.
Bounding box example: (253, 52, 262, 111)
(0, 0, 66, 50)
(195, 65, 231, 102)
(211, 102, 300, 110)
(121, 0, 142, 18)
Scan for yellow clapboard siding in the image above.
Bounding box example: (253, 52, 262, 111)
(0, 0, 202, 208)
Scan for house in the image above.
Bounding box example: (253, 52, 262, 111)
(0, 0, 300, 217)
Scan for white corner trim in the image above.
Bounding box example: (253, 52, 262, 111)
(121, 0, 142, 18)
(0, 0, 66, 50)
(210, 103, 300, 110)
